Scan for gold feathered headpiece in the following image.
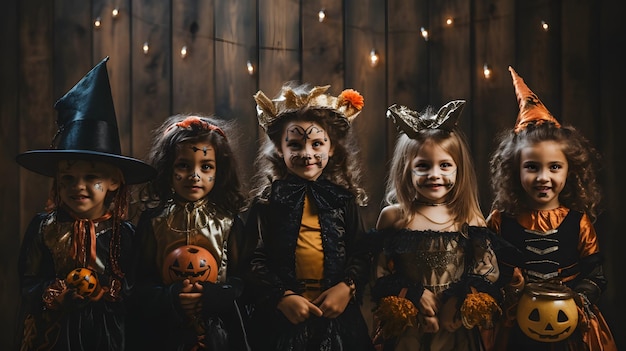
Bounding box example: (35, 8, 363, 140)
(386, 100, 465, 139)
(253, 84, 364, 131)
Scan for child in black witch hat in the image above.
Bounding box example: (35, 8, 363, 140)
(15, 57, 156, 351)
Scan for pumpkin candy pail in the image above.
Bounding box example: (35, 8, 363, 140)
(516, 282, 578, 342)
(161, 245, 218, 284)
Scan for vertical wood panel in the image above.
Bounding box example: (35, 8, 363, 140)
(14, 0, 56, 348)
(386, 0, 429, 159)
(258, 0, 300, 95)
(131, 0, 172, 158)
(301, 0, 343, 88)
(1, 0, 20, 347)
(430, 0, 471, 106)
(516, 0, 561, 119)
(54, 0, 93, 99)
(214, 0, 258, 186)
(598, 0, 626, 345)
(560, 1, 599, 143)
(344, 0, 387, 229)
(93, 0, 133, 154)
(472, 0, 516, 210)
(172, 0, 215, 114)
(345, 0, 387, 334)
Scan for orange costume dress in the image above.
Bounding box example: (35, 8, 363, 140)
(487, 207, 617, 351)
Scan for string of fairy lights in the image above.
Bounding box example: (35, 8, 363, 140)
(93, 6, 552, 79)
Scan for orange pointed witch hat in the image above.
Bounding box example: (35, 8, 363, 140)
(509, 66, 560, 133)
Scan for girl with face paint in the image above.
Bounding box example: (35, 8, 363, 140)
(371, 100, 503, 351)
(486, 68, 616, 351)
(243, 83, 374, 351)
(15, 58, 157, 351)
(126, 115, 250, 351)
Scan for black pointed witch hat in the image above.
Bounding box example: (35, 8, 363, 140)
(15, 57, 156, 184)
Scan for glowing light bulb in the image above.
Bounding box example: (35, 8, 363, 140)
(94, 17, 102, 28)
(112, 8, 119, 18)
(445, 17, 454, 26)
(142, 42, 150, 55)
(318, 9, 326, 22)
(369, 49, 379, 67)
(420, 27, 429, 41)
(541, 20, 549, 32)
(180, 45, 188, 59)
(483, 64, 492, 79)
(247, 60, 254, 75)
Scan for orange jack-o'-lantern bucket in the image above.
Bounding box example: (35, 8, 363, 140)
(162, 245, 218, 284)
(516, 282, 578, 342)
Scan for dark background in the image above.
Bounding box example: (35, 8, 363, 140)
(1, 0, 624, 349)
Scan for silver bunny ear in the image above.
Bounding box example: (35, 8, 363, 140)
(386, 100, 465, 138)
(436, 100, 465, 131)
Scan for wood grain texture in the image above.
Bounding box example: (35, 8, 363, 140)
(301, 0, 343, 88)
(258, 0, 300, 95)
(472, 0, 516, 211)
(172, 0, 215, 115)
(214, 0, 258, 186)
(1, 0, 20, 348)
(344, 0, 387, 228)
(2, 2, 626, 347)
(131, 0, 172, 159)
(93, 0, 132, 155)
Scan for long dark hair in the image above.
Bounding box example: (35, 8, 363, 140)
(142, 114, 245, 214)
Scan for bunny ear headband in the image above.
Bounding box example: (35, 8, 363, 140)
(253, 84, 364, 131)
(386, 100, 466, 138)
(509, 66, 560, 133)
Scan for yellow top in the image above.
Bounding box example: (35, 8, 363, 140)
(295, 194, 324, 301)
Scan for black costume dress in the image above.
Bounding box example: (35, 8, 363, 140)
(243, 175, 375, 351)
(370, 225, 503, 351)
(126, 198, 250, 351)
(18, 208, 134, 351)
(487, 207, 617, 351)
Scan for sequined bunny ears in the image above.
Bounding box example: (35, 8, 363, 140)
(386, 100, 466, 138)
(254, 84, 364, 131)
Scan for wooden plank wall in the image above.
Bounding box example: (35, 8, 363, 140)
(1, 0, 625, 348)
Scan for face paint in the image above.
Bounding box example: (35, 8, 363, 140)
(94, 182, 103, 191)
(190, 145, 209, 156)
(280, 121, 332, 181)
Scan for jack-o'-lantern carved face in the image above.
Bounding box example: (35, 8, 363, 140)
(66, 267, 100, 297)
(516, 282, 578, 342)
(162, 245, 218, 284)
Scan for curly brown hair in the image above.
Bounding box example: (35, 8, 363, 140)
(249, 104, 367, 206)
(489, 122, 602, 221)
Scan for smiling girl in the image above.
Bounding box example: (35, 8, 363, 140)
(370, 100, 502, 351)
(487, 67, 617, 351)
(127, 115, 250, 351)
(243, 83, 374, 351)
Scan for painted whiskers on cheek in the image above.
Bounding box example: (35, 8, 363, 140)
(413, 169, 456, 188)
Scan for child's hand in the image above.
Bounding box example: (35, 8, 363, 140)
(439, 296, 463, 332)
(179, 279, 203, 318)
(311, 282, 352, 319)
(420, 314, 439, 333)
(277, 291, 323, 324)
(418, 288, 440, 318)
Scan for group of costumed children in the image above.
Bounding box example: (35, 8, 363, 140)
(15, 57, 617, 351)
